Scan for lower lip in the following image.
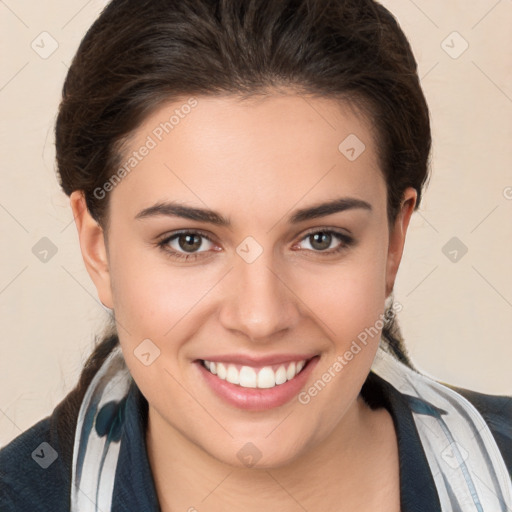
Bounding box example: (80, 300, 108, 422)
(195, 357, 319, 411)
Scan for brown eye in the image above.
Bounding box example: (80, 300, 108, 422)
(177, 233, 203, 252)
(157, 230, 217, 261)
(296, 229, 354, 255)
(309, 232, 333, 251)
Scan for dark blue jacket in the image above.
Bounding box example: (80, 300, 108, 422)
(1, 371, 510, 511)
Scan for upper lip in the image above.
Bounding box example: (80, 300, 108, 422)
(197, 353, 318, 366)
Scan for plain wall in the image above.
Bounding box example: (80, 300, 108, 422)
(1, 0, 511, 446)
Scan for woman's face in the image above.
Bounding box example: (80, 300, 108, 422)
(74, 92, 416, 468)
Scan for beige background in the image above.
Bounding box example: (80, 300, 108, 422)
(1, 0, 511, 447)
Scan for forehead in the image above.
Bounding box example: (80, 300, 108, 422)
(109, 92, 385, 220)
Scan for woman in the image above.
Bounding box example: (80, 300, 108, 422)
(1, 0, 510, 510)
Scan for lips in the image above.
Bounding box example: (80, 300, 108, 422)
(195, 354, 320, 410)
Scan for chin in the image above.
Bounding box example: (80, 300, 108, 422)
(202, 432, 311, 471)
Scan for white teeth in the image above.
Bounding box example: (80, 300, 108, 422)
(275, 365, 287, 385)
(202, 358, 308, 389)
(239, 366, 257, 388)
(216, 362, 227, 380)
(226, 364, 240, 385)
(257, 367, 276, 388)
(286, 362, 296, 381)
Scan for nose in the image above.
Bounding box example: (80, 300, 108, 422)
(218, 252, 300, 342)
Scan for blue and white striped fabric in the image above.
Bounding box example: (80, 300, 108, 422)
(71, 345, 132, 512)
(371, 346, 512, 511)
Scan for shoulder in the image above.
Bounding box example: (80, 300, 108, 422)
(0, 397, 76, 512)
(443, 383, 512, 476)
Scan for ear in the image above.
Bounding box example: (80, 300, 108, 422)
(385, 187, 417, 298)
(69, 191, 114, 309)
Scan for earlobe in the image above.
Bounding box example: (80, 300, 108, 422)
(385, 188, 417, 298)
(69, 191, 114, 309)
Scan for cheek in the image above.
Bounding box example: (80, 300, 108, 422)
(292, 256, 389, 433)
(293, 239, 388, 397)
(109, 242, 215, 337)
(295, 242, 388, 343)
(107, 252, 214, 421)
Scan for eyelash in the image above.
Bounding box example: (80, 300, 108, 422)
(156, 228, 354, 262)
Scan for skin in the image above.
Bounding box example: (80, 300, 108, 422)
(71, 91, 416, 511)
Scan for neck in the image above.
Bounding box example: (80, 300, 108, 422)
(145, 395, 400, 512)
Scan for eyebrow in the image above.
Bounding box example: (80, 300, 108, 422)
(134, 197, 372, 226)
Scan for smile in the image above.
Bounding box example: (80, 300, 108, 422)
(201, 359, 308, 389)
(196, 354, 320, 410)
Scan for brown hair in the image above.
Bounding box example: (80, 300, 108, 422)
(54, 0, 431, 440)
